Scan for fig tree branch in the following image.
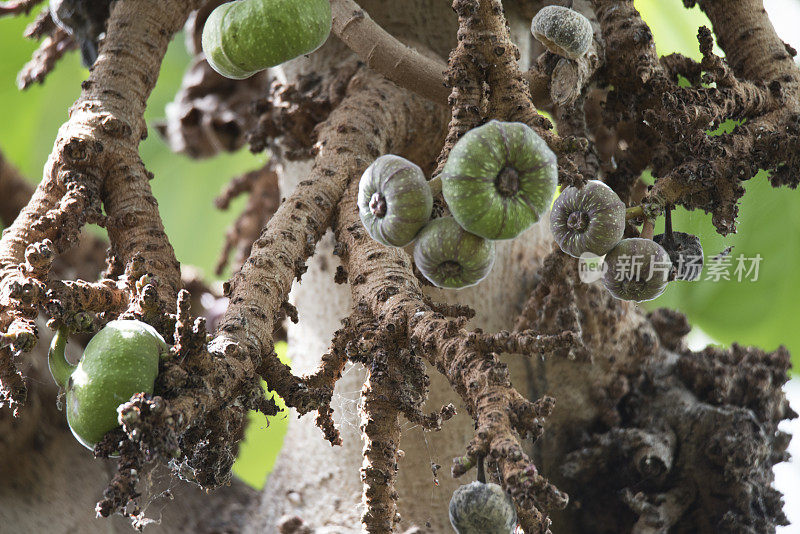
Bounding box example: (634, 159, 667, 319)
(0, 0, 41, 16)
(17, 26, 75, 90)
(359, 351, 403, 533)
(113, 68, 448, 518)
(333, 153, 573, 523)
(592, 0, 800, 234)
(209, 68, 445, 411)
(330, 0, 450, 105)
(0, 0, 201, 409)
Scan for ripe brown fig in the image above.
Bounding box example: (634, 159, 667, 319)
(602, 238, 672, 302)
(550, 180, 626, 258)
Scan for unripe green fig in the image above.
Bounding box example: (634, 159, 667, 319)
(531, 5, 593, 60)
(550, 180, 626, 257)
(48, 320, 168, 450)
(202, 0, 332, 80)
(413, 217, 495, 289)
(442, 120, 558, 240)
(602, 238, 672, 302)
(449, 481, 518, 534)
(358, 155, 433, 247)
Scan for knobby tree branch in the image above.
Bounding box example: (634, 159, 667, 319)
(1, 0, 798, 531)
(0, 0, 200, 409)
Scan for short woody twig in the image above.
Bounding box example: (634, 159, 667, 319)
(0, 0, 42, 17)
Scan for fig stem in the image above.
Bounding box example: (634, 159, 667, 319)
(641, 218, 655, 240)
(477, 455, 486, 484)
(48, 326, 76, 389)
(625, 206, 644, 220)
(428, 175, 442, 197)
(664, 206, 675, 246)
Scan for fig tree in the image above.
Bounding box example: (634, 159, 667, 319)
(48, 319, 168, 450)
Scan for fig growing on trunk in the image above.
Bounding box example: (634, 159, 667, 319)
(48, 320, 169, 450)
(531, 5, 594, 60)
(358, 155, 433, 247)
(602, 238, 672, 302)
(653, 206, 704, 283)
(202, 0, 332, 80)
(441, 120, 558, 240)
(413, 217, 495, 289)
(551, 180, 626, 257)
(449, 481, 518, 534)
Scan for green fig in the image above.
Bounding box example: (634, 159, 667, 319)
(202, 0, 332, 80)
(441, 120, 558, 240)
(48, 320, 168, 450)
(413, 217, 495, 289)
(358, 155, 433, 247)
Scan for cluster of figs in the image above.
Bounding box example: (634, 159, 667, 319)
(359, 119, 700, 302)
(358, 119, 558, 289)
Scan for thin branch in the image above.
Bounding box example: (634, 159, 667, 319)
(0, 0, 41, 17)
(330, 0, 450, 105)
(472, 329, 579, 356)
(17, 27, 76, 90)
(23, 7, 53, 39)
(215, 164, 280, 275)
(433, 0, 488, 175)
(44, 279, 128, 320)
(359, 351, 403, 533)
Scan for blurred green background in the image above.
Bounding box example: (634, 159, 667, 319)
(1, 1, 798, 490)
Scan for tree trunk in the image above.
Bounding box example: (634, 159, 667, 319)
(1, 1, 792, 533)
(244, 3, 558, 532)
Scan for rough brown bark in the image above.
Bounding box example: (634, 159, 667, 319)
(0, 0, 198, 413)
(1, 0, 797, 532)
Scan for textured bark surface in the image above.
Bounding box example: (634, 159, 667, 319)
(247, 4, 562, 531)
(1, 0, 796, 532)
(0, 324, 257, 534)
